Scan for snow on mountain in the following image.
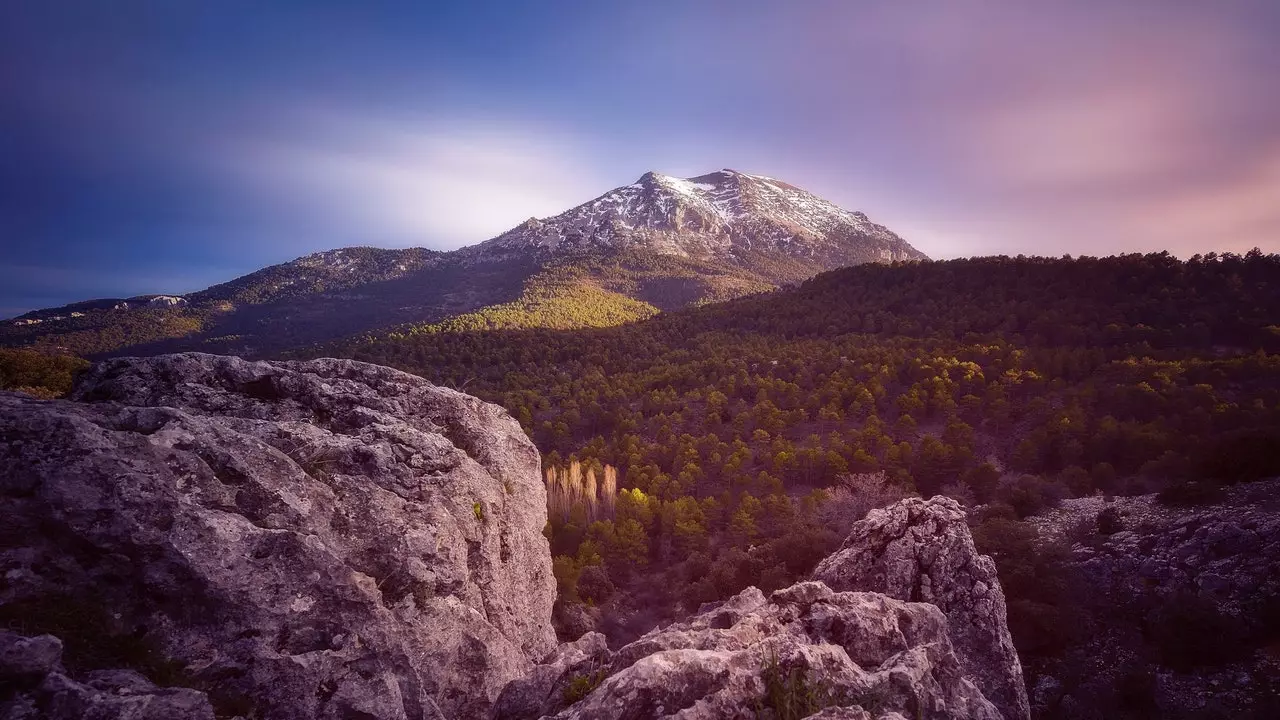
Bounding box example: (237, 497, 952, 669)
(473, 169, 925, 263)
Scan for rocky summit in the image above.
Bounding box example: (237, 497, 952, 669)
(0, 353, 1026, 720)
(473, 169, 923, 265)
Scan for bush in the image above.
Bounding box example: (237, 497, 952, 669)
(0, 349, 90, 397)
(757, 651, 838, 720)
(996, 474, 1067, 519)
(1145, 591, 1248, 671)
(562, 666, 608, 704)
(577, 565, 615, 604)
(1196, 429, 1280, 484)
(1096, 506, 1124, 535)
(815, 472, 910, 537)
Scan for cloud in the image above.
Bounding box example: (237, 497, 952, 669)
(829, 0, 1280, 257)
(1117, 144, 1280, 255)
(225, 115, 614, 249)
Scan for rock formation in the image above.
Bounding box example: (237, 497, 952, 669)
(813, 497, 1030, 720)
(0, 353, 556, 719)
(495, 582, 1000, 720)
(0, 631, 215, 720)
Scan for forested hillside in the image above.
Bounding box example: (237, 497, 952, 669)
(340, 251, 1280, 499)
(326, 251, 1280, 698)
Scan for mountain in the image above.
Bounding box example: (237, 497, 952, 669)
(471, 169, 920, 266)
(0, 169, 923, 357)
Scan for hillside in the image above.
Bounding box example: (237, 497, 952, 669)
(322, 251, 1280, 711)
(0, 170, 921, 358)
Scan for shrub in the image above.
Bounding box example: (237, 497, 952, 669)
(1096, 506, 1124, 535)
(562, 666, 608, 704)
(1145, 591, 1248, 671)
(756, 650, 840, 720)
(1064, 516, 1100, 547)
(552, 555, 581, 602)
(815, 472, 909, 537)
(0, 349, 90, 398)
(996, 474, 1067, 519)
(1195, 428, 1280, 484)
(577, 565, 615, 604)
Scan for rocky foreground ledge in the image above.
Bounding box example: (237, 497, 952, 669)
(0, 354, 1027, 719)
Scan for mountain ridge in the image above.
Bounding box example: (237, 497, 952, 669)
(1, 169, 924, 356)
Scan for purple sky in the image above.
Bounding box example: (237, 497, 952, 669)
(2, 0, 1278, 316)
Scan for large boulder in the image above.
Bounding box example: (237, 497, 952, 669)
(498, 582, 1000, 720)
(0, 353, 556, 719)
(813, 497, 1029, 720)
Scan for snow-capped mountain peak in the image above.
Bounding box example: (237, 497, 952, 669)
(477, 169, 925, 264)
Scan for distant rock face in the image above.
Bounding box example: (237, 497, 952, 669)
(0, 353, 556, 719)
(0, 631, 215, 720)
(813, 496, 1030, 720)
(496, 582, 999, 720)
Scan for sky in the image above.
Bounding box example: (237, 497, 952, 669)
(2, 0, 1278, 317)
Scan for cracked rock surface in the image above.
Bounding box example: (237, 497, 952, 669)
(0, 353, 556, 719)
(814, 496, 1029, 720)
(497, 582, 1000, 720)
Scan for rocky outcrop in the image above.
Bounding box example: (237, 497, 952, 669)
(497, 581, 999, 720)
(1025, 482, 1280, 719)
(1032, 484, 1280, 616)
(813, 497, 1029, 720)
(0, 631, 215, 720)
(0, 353, 556, 719)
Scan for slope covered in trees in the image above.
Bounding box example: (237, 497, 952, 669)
(327, 251, 1280, 673)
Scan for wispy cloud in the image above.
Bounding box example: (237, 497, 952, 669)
(225, 115, 615, 249)
(753, 0, 1280, 257)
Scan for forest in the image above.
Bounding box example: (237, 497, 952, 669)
(324, 251, 1280, 707)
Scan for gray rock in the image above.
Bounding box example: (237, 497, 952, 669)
(812, 496, 1030, 720)
(0, 353, 556, 719)
(0, 631, 215, 720)
(518, 582, 1000, 720)
(492, 632, 611, 719)
(554, 602, 604, 641)
(0, 632, 62, 683)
